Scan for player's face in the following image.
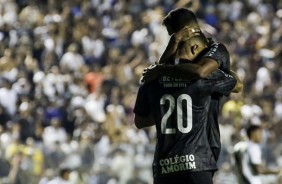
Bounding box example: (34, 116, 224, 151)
(253, 129, 262, 143)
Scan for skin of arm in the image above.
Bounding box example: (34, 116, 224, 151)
(229, 70, 243, 93)
(168, 61, 243, 93)
(256, 165, 280, 175)
(142, 58, 243, 93)
(134, 113, 155, 129)
(143, 29, 243, 92)
(142, 58, 219, 82)
(158, 27, 190, 64)
(143, 25, 221, 80)
(158, 34, 179, 65)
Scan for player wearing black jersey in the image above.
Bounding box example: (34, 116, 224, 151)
(141, 8, 243, 162)
(134, 69, 236, 184)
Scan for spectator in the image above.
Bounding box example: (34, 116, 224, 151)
(0, 48, 18, 82)
(59, 43, 84, 73)
(0, 79, 18, 116)
(42, 117, 67, 150)
(47, 168, 72, 184)
(234, 125, 280, 184)
(84, 85, 107, 123)
(0, 0, 281, 183)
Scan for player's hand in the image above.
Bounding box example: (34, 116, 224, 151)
(172, 26, 190, 43)
(229, 70, 244, 93)
(141, 64, 160, 84)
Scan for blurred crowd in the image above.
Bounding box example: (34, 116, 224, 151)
(0, 0, 281, 183)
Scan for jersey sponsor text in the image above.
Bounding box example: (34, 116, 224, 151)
(160, 154, 196, 174)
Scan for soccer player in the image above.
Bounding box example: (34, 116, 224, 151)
(234, 125, 280, 184)
(134, 59, 236, 183)
(141, 8, 243, 162)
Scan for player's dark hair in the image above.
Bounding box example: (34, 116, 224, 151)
(246, 124, 261, 139)
(162, 8, 198, 34)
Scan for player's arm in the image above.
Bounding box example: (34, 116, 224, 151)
(142, 63, 243, 94)
(141, 57, 219, 83)
(229, 70, 243, 93)
(158, 27, 190, 64)
(142, 41, 222, 83)
(253, 164, 280, 175)
(207, 70, 237, 96)
(133, 84, 155, 129)
(143, 43, 243, 93)
(200, 42, 243, 93)
(158, 35, 179, 64)
(134, 114, 155, 129)
(249, 146, 280, 175)
(181, 58, 219, 78)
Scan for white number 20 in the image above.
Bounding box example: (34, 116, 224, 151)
(160, 94, 192, 134)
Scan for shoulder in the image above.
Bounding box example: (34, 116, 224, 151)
(205, 42, 229, 57)
(202, 40, 230, 71)
(248, 142, 261, 150)
(139, 79, 159, 90)
(247, 142, 261, 156)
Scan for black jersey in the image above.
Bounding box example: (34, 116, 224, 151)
(203, 40, 230, 72)
(202, 41, 231, 161)
(134, 69, 236, 179)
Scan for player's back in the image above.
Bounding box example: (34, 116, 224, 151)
(142, 75, 218, 178)
(134, 68, 236, 179)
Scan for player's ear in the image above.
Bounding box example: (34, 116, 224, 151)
(191, 44, 199, 55)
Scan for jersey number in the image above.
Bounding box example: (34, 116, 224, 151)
(160, 94, 192, 134)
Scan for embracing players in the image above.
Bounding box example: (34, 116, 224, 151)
(134, 8, 242, 184)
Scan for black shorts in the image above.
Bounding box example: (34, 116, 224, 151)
(154, 171, 213, 184)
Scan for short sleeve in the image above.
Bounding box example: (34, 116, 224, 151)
(202, 42, 231, 72)
(133, 84, 151, 116)
(248, 143, 262, 165)
(205, 69, 236, 96)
